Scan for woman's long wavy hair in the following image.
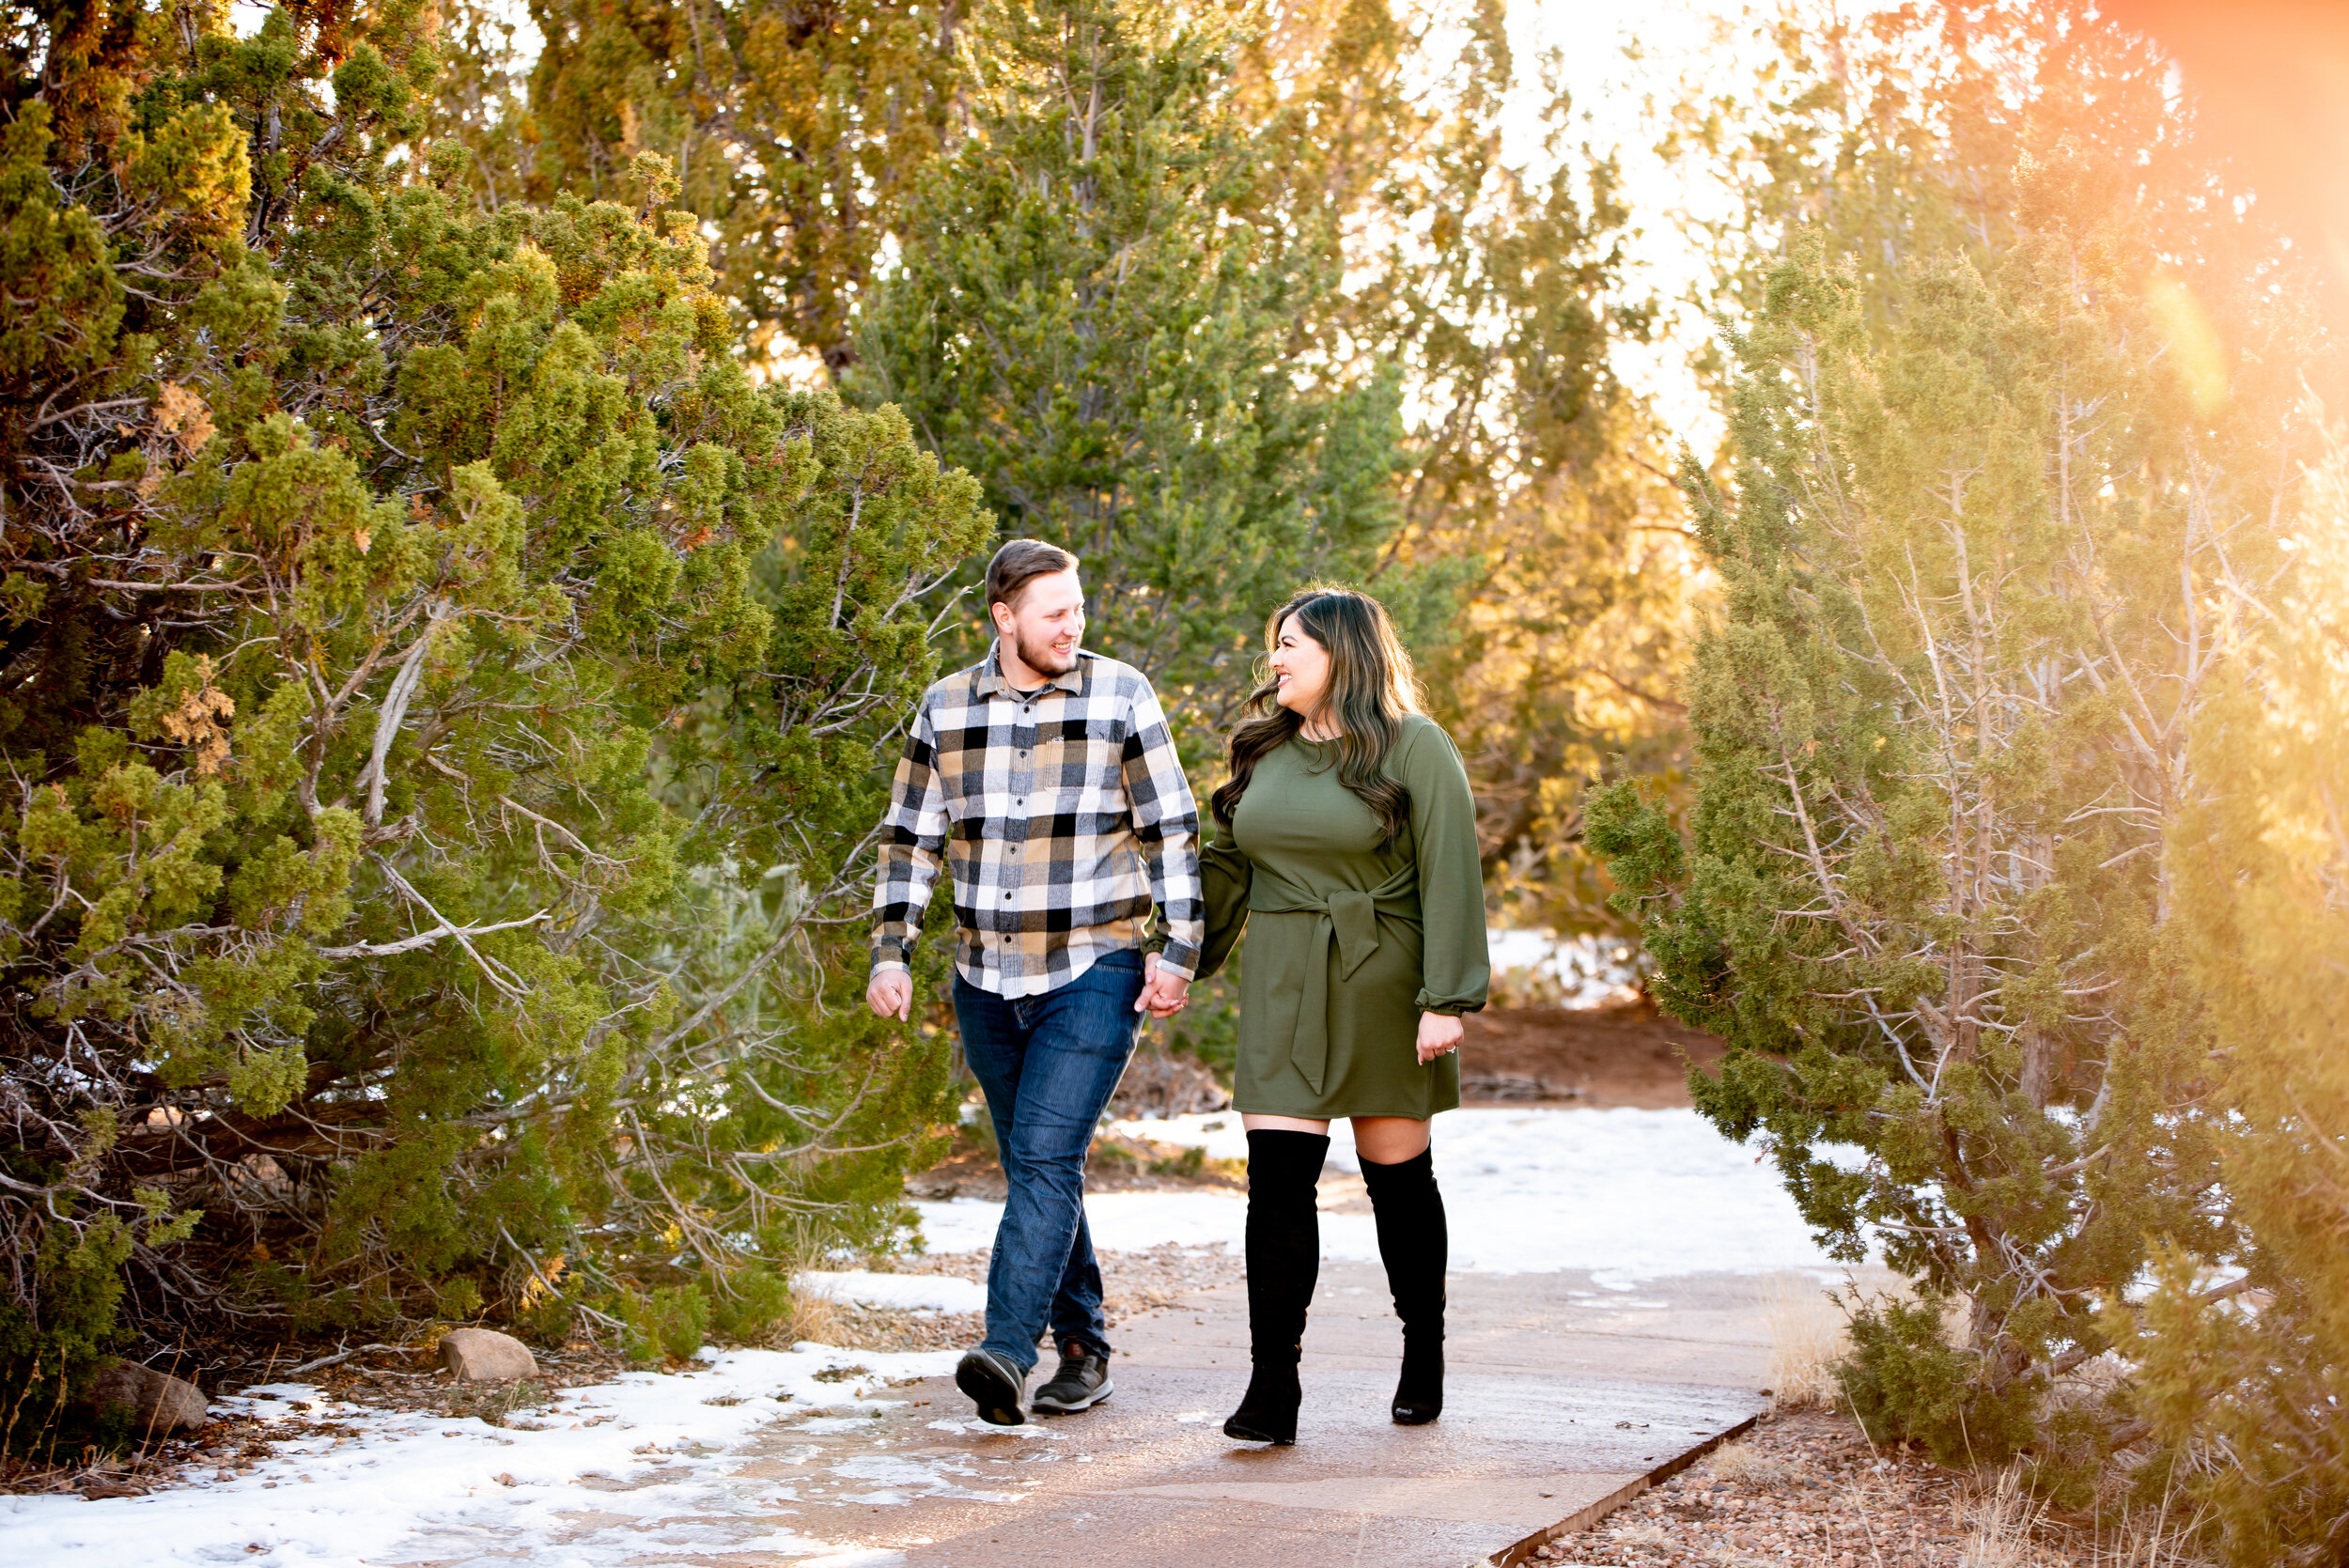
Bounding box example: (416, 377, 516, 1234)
(1209, 585, 1424, 842)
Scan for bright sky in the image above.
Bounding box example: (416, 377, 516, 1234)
(1494, 0, 1828, 458)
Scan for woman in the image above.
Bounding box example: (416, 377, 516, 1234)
(1193, 585, 1489, 1446)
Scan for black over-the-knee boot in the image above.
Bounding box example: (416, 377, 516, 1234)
(1361, 1146, 1446, 1424)
(1224, 1128, 1330, 1445)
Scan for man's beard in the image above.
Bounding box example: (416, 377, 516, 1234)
(1014, 628, 1079, 676)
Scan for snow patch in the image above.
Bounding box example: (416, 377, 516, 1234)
(1485, 929, 1643, 1005)
(794, 1271, 988, 1314)
(0, 1344, 957, 1567)
(928, 1107, 1855, 1288)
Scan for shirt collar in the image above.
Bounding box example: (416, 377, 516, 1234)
(976, 645, 1089, 702)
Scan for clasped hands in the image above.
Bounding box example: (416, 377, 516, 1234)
(863, 954, 1191, 1021)
(1135, 951, 1190, 1018)
(869, 961, 1451, 1051)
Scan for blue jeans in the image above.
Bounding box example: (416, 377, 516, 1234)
(954, 950, 1144, 1373)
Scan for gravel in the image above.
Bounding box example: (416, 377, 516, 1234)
(1528, 1405, 2081, 1568)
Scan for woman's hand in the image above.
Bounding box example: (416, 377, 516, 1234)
(1416, 1010, 1464, 1065)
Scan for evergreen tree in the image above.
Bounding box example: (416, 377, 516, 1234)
(1592, 123, 2318, 1486)
(437, 0, 1695, 924)
(0, 0, 988, 1431)
(430, 0, 962, 371)
(1229, 0, 1694, 930)
(846, 0, 1405, 739)
(2128, 434, 2349, 1564)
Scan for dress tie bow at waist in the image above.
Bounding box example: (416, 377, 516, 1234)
(1248, 877, 1420, 1094)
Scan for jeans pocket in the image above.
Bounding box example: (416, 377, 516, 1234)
(1043, 963, 1143, 1065)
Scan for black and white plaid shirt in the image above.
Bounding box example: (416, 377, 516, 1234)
(870, 648, 1204, 998)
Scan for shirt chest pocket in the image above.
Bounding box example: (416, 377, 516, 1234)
(1033, 715, 1125, 804)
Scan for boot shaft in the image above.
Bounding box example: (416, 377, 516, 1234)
(1242, 1127, 1329, 1357)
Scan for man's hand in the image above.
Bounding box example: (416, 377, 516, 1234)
(867, 969, 913, 1022)
(1416, 1010, 1464, 1064)
(1135, 951, 1191, 1019)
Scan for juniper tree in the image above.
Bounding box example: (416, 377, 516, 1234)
(1202, 0, 1693, 926)
(446, 0, 1693, 919)
(1591, 166, 2318, 1483)
(0, 0, 988, 1430)
(2127, 435, 2349, 1565)
(468, 0, 964, 371)
(846, 0, 1407, 739)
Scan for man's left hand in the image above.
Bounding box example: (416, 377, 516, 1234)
(1136, 951, 1191, 1019)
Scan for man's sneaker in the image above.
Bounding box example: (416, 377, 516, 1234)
(1030, 1343, 1113, 1415)
(956, 1347, 1029, 1427)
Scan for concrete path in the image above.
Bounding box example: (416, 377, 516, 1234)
(651, 1260, 1772, 1567)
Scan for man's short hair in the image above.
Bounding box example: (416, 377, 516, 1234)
(984, 538, 1081, 610)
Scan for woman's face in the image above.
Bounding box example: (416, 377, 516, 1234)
(1268, 614, 1332, 722)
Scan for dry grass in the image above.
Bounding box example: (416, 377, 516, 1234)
(783, 1287, 842, 1346)
(1703, 1438, 1797, 1488)
(1761, 1273, 1850, 1407)
(1762, 1268, 1971, 1410)
(1958, 1468, 2063, 1568)
(2074, 1476, 2215, 1568)
(1605, 1521, 1674, 1549)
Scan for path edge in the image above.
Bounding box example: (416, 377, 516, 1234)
(1484, 1409, 1764, 1566)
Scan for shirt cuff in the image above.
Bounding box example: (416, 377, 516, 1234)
(1155, 939, 1202, 982)
(870, 957, 910, 979)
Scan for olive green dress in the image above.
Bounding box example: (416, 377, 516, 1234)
(1197, 714, 1490, 1119)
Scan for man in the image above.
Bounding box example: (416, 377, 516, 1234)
(868, 538, 1200, 1426)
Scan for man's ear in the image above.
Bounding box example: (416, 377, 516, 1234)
(988, 598, 1011, 638)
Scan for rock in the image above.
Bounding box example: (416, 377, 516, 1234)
(80, 1480, 147, 1498)
(86, 1360, 210, 1434)
(1109, 1046, 1231, 1116)
(439, 1327, 538, 1382)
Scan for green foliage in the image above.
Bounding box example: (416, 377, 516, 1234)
(1839, 1291, 2035, 1467)
(1595, 4, 2328, 1482)
(706, 1265, 791, 1343)
(847, 0, 1408, 745)
(480, 0, 960, 372)
(0, 1211, 131, 1451)
(1161, 965, 1239, 1079)
(620, 1282, 711, 1364)
(2120, 439, 2349, 1565)
(460, 0, 1690, 910)
(1232, 0, 1693, 929)
(0, 0, 987, 1406)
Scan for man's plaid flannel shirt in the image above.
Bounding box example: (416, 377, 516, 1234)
(870, 648, 1205, 998)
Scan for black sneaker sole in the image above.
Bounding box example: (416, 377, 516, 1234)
(956, 1351, 1027, 1427)
(1031, 1376, 1113, 1415)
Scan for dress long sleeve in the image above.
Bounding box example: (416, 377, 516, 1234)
(1400, 721, 1489, 1015)
(1194, 825, 1252, 981)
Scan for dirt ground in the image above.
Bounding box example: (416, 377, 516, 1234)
(1456, 997, 1724, 1109)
